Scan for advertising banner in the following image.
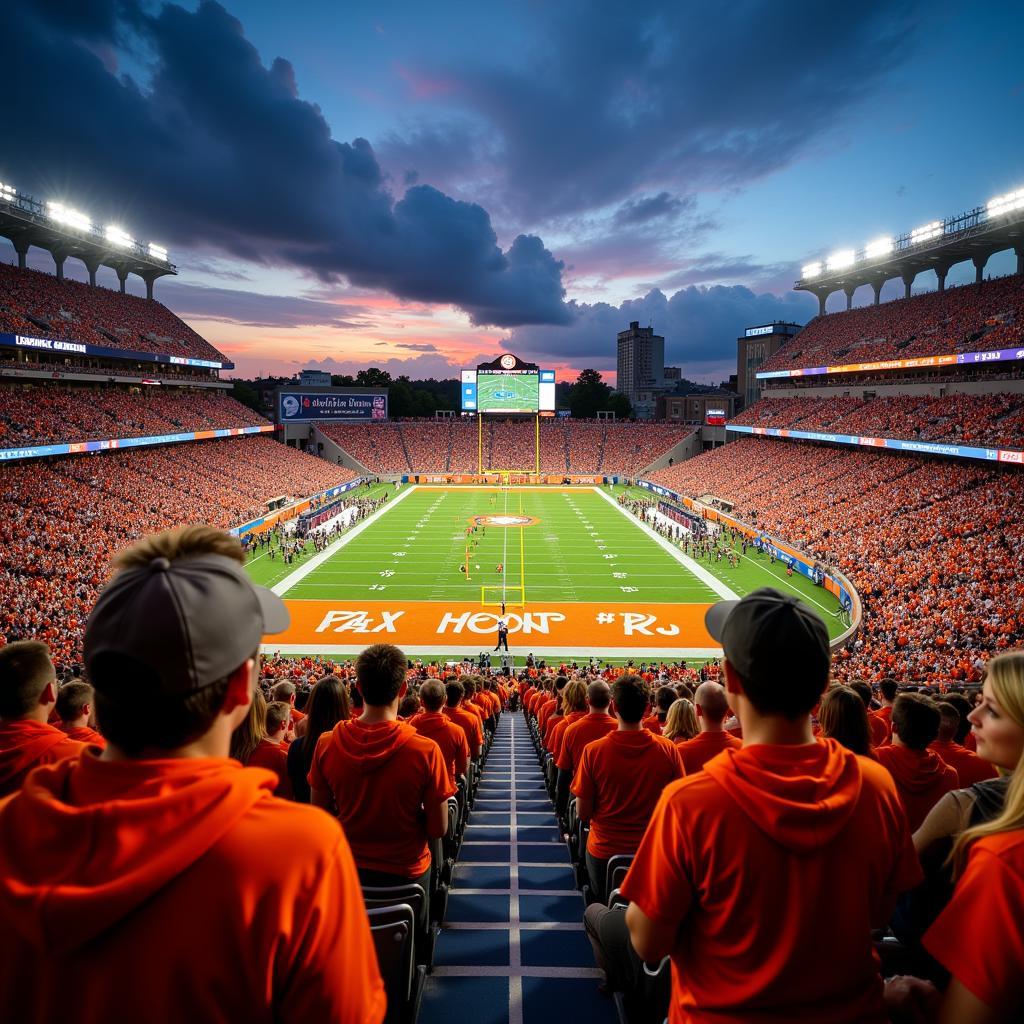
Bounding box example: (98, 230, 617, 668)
(3, 332, 230, 369)
(278, 391, 387, 422)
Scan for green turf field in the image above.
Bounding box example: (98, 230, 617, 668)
(247, 484, 845, 657)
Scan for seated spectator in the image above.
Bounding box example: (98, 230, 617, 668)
(573, 674, 685, 904)
(555, 680, 616, 817)
(922, 652, 1024, 1020)
(818, 685, 873, 757)
(309, 643, 454, 929)
(246, 700, 293, 799)
(675, 682, 742, 774)
(662, 698, 698, 744)
(0, 640, 86, 797)
(0, 525, 384, 1023)
(444, 679, 483, 761)
(930, 702, 998, 789)
(286, 675, 350, 804)
(618, 588, 921, 1021)
(55, 680, 106, 748)
(411, 680, 470, 788)
(876, 694, 960, 831)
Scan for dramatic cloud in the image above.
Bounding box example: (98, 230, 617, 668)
(0, 0, 568, 328)
(613, 193, 691, 228)
(396, 1, 923, 222)
(505, 284, 818, 381)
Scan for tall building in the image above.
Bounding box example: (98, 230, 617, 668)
(616, 321, 665, 405)
(736, 322, 802, 410)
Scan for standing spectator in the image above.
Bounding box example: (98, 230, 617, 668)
(445, 679, 484, 761)
(411, 680, 470, 789)
(818, 685, 874, 757)
(676, 681, 741, 774)
(309, 643, 454, 930)
(929, 702, 998, 789)
(555, 681, 616, 816)
(286, 675, 350, 804)
(0, 641, 86, 797)
(620, 589, 921, 1021)
(876, 694, 960, 831)
(246, 700, 293, 799)
(0, 525, 384, 1023)
(662, 699, 699, 744)
(55, 680, 106, 748)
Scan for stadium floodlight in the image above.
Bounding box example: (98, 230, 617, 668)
(0, 182, 15, 201)
(826, 249, 856, 272)
(864, 236, 893, 260)
(801, 262, 822, 279)
(148, 242, 168, 260)
(987, 187, 1024, 218)
(105, 225, 133, 248)
(910, 221, 942, 244)
(48, 201, 92, 233)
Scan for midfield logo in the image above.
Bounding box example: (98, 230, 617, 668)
(470, 514, 540, 528)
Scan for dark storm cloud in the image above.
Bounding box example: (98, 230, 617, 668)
(612, 193, 691, 228)
(408, 0, 923, 223)
(0, 1, 568, 328)
(506, 284, 817, 375)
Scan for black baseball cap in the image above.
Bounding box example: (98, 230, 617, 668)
(84, 553, 290, 696)
(705, 587, 830, 690)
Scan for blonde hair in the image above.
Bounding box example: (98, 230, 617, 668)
(562, 680, 588, 714)
(230, 686, 267, 764)
(952, 651, 1024, 875)
(663, 698, 699, 742)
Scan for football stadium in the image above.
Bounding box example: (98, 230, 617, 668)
(2, 5, 1024, 1023)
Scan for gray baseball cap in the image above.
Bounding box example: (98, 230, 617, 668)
(84, 553, 289, 696)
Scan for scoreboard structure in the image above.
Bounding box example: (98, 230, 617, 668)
(461, 353, 556, 414)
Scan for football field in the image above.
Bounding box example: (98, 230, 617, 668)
(249, 485, 845, 659)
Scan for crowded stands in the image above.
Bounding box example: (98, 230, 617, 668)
(0, 436, 355, 666)
(0, 383, 268, 447)
(651, 437, 1024, 683)
(0, 263, 228, 363)
(760, 272, 1024, 373)
(320, 418, 693, 475)
(732, 392, 1024, 448)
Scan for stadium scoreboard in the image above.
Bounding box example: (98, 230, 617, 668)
(462, 354, 555, 413)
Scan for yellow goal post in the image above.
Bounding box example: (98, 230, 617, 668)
(481, 585, 525, 607)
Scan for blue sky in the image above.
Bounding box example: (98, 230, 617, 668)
(1, 0, 1022, 381)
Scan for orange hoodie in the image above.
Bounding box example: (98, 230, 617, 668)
(0, 720, 86, 797)
(0, 751, 384, 1024)
(876, 744, 960, 831)
(309, 719, 454, 876)
(621, 740, 922, 1023)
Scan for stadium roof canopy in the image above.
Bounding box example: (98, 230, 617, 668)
(796, 189, 1024, 315)
(0, 181, 175, 300)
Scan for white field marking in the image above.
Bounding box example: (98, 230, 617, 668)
(592, 486, 738, 601)
(733, 547, 840, 619)
(260, 643, 725, 658)
(270, 484, 418, 596)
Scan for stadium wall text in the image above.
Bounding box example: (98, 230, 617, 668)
(0, 424, 276, 463)
(725, 423, 1023, 465)
(1, 332, 230, 369)
(755, 345, 1023, 380)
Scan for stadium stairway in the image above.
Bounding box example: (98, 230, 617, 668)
(419, 714, 617, 1024)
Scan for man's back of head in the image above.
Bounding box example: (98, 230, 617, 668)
(445, 679, 465, 708)
(612, 675, 648, 725)
(693, 682, 730, 730)
(270, 681, 296, 705)
(0, 641, 56, 721)
(354, 644, 407, 708)
(891, 693, 941, 751)
(265, 700, 290, 739)
(56, 681, 95, 727)
(587, 680, 611, 711)
(879, 678, 899, 704)
(421, 679, 446, 713)
(935, 702, 959, 744)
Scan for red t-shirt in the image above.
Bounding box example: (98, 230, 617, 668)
(642, 714, 664, 735)
(62, 725, 107, 749)
(0, 720, 87, 798)
(924, 829, 1024, 1012)
(536, 698, 557, 735)
(621, 742, 922, 1023)
(0, 752, 385, 1024)
(445, 705, 484, 755)
(556, 712, 616, 772)
(246, 739, 293, 799)
(309, 719, 454, 877)
(411, 711, 470, 786)
(572, 730, 685, 859)
(929, 740, 998, 790)
(875, 744, 960, 832)
(676, 730, 742, 775)
(867, 714, 889, 748)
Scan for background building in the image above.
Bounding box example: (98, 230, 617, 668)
(736, 322, 802, 410)
(616, 321, 665, 412)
